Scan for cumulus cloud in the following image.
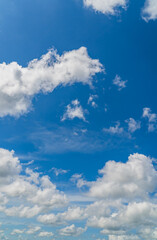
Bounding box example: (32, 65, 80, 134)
(125, 118, 141, 133)
(88, 153, 157, 199)
(59, 224, 86, 236)
(142, 0, 157, 21)
(143, 107, 157, 132)
(0, 148, 68, 219)
(38, 206, 86, 225)
(0, 47, 103, 117)
(1, 149, 157, 240)
(62, 99, 86, 121)
(103, 122, 124, 135)
(88, 201, 157, 235)
(83, 0, 127, 15)
(113, 75, 127, 91)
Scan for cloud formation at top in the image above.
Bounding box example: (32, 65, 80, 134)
(83, 0, 127, 15)
(0, 47, 103, 117)
(142, 0, 157, 21)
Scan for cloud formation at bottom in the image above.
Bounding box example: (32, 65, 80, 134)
(0, 148, 157, 239)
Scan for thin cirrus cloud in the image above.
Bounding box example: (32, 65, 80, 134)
(0, 47, 103, 118)
(83, 0, 127, 15)
(113, 75, 127, 91)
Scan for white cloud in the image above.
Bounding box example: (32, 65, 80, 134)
(38, 206, 86, 225)
(108, 235, 140, 240)
(11, 229, 25, 235)
(0, 148, 68, 219)
(51, 167, 68, 176)
(88, 153, 157, 199)
(26, 226, 41, 234)
(113, 75, 127, 90)
(125, 118, 141, 133)
(88, 94, 98, 108)
(62, 99, 86, 121)
(103, 122, 124, 135)
(59, 224, 86, 236)
(88, 201, 157, 234)
(143, 107, 157, 132)
(83, 0, 127, 15)
(38, 231, 54, 237)
(0, 47, 103, 117)
(142, 0, 157, 21)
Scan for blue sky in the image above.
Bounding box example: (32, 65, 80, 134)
(0, 0, 157, 239)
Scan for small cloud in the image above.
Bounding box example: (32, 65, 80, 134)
(83, 0, 127, 15)
(103, 122, 124, 135)
(142, 107, 157, 132)
(59, 224, 87, 237)
(125, 118, 141, 133)
(51, 167, 68, 176)
(38, 231, 54, 237)
(61, 99, 86, 121)
(26, 226, 41, 234)
(113, 75, 127, 90)
(88, 95, 98, 108)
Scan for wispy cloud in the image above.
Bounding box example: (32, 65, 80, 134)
(113, 75, 127, 91)
(143, 107, 157, 132)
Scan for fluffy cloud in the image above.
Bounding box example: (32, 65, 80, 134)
(88, 153, 157, 199)
(143, 107, 157, 132)
(125, 118, 141, 133)
(103, 122, 124, 135)
(0, 148, 67, 219)
(113, 75, 127, 91)
(61, 99, 86, 121)
(0, 47, 103, 117)
(83, 0, 127, 15)
(142, 0, 157, 21)
(38, 206, 86, 225)
(88, 201, 157, 234)
(59, 224, 86, 236)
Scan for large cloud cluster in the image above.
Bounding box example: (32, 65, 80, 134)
(0, 47, 103, 117)
(35, 153, 157, 239)
(0, 148, 67, 219)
